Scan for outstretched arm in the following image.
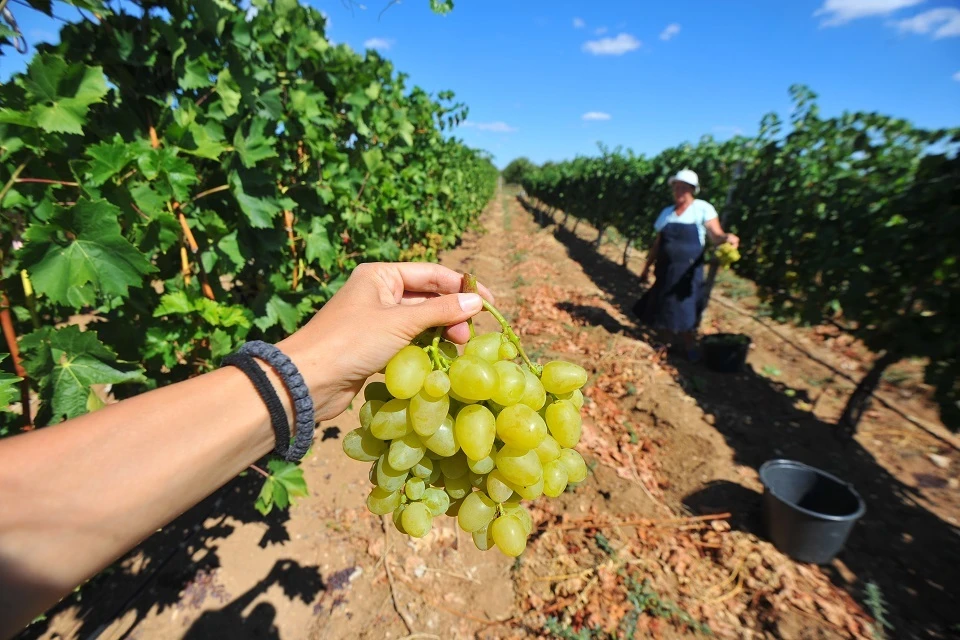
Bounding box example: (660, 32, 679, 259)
(705, 217, 739, 248)
(0, 262, 491, 638)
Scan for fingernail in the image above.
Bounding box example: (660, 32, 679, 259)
(458, 293, 482, 312)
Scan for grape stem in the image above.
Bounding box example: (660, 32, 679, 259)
(461, 273, 478, 339)
(481, 300, 542, 376)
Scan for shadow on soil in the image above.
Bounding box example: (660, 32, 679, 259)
(519, 196, 960, 640)
(16, 449, 330, 640)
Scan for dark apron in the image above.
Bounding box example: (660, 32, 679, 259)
(638, 221, 704, 333)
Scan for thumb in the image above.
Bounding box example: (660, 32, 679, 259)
(400, 292, 483, 335)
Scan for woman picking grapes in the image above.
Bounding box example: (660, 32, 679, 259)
(638, 169, 740, 361)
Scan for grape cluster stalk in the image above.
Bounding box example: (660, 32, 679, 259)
(342, 295, 588, 557)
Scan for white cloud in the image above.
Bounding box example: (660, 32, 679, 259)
(582, 33, 641, 55)
(660, 23, 681, 40)
(363, 37, 393, 50)
(573, 17, 586, 29)
(582, 112, 612, 121)
(462, 121, 518, 133)
(814, 0, 924, 26)
(594, 26, 608, 35)
(895, 7, 960, 38)
(954, 70, 960, 81)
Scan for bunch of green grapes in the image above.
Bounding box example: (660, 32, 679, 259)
(342, 305, 588, 558)
(715, 243, 741, 268)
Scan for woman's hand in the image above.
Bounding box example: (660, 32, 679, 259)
(724, 233, 740, 249)
(277, 262, 493, 422)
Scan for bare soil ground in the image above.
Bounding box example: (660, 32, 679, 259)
(23, 190, 959, 640)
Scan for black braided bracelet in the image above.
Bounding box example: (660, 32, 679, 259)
(221, 353, 291, 459)
(239, 340, 315, 462)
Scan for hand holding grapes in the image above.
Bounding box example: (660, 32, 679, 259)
(277, 262, 494, 423)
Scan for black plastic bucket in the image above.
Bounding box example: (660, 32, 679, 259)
(759, 459, 866, 564)
(702, 334, 751, 373)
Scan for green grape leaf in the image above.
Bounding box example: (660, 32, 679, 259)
(217, 231, 245, 270)
(255, 460, 308, 515)
(180, 56, 214, 90)
(230, 173, 280, 228)
(209, 328, 233, 359)
(85, 135, 133, 186)
(362, 148, 383, 173)
(0, 355, 23, 410)
(7, 55, 108, 134)
(233, 118, 278, 168)
(305, 218, 337, 271)
(254, 295, 300, 333)
(20, 199, 156, 308)
(137, 148, 198, 201)
(216, 69, 242, 117)
(19, 326, 146, 423)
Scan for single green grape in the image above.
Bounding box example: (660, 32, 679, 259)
(364, 381, 392, 402)
(392, 503, 407, 533)
(366, 486, 401, 515)
(545, 399, 582, 448)
(411, 456, 434, 479)
(490, 515, 527, 557)
(342, 427, 387, 462)
(421, 414, 459, 457)
(472, 522, 495, 551)
(385, 345, 432, 399)
(438, 341, 459, 360)
(540, 361, 588, 395)
(511, 475, 544, 501)
(464, 331, 502, 363)
(448, 354, 498, 401)
(496, 403, 547, 450)
(409, 389, 449, 437)
(498, 341, 519, 361)
(486, 469, 516, 503)
(467, 448, 497, 475)
(534, 434, 562, 463)
(491, 360, 526, 406)
(542, 459, 569, 497)
(375, 455, 409, 492)
(439, 451, 469, 479)
(388, 432, 425, 471)
(359, 400, 384, 430)
(496, 445, 543, 486)
(519, 367, 546, 410)
(455, 404, 497, 460)
(457, 491, 498, 532)
(401, 502, 433, 538)
(501, 502, 533, 536)
(422, 487, 450, 517)
(444, 473, 472, 500)
(370, 398, 411, 440)
(405, 477, 426, 500)
(558, 448, 588, 483)
(423, 370, 451, 398)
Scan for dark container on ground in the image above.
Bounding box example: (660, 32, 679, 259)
(702, 333, 751, 373)
(759, 459, 866, 564)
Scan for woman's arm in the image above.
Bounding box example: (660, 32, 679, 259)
(639, 233, 661, 281)
(704, 217, 739, 248)
(0, 262, 490, 637)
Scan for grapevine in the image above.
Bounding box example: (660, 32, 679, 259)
(343, 274, 588, 556)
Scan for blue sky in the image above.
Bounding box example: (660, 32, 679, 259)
(2, 0, 958, 167)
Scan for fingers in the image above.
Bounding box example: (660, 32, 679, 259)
(388, 262, 494, 303)
(398, 292, 483, 338)
(444, 322, 472, 344)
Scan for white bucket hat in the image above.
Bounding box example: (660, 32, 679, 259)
(668, 169, 700, 194)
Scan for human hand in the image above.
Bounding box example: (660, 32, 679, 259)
(277, 262, 493, 422)
(725, 233, 740, 249)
